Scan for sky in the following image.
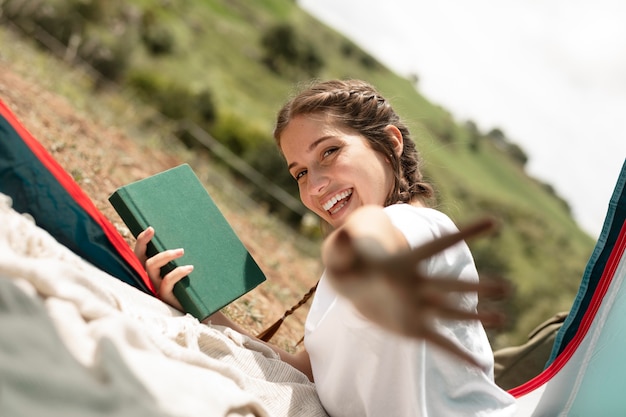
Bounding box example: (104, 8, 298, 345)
(299, 0, 626, 239)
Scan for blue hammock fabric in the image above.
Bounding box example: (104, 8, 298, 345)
(546, 159, 626, 364)
(511, 159, 626, 415)
(0, 99, 153, 294)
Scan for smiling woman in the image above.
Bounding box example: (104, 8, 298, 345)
(275, 81, 436, 219)
(279, 113, 396, 226)
(138, 79, 517, 416)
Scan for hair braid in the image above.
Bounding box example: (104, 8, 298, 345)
(256, 281, 318, 343)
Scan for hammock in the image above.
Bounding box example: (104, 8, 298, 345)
(2, 96, 625, 415)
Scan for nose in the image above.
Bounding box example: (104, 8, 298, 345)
(306, 169, 328, 196)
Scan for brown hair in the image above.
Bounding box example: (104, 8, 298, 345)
(274, 79, 434, 206)
(257, 79, 435, 343)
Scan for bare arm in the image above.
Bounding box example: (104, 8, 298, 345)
(135, 227, 314, 381)
(204, 311, 313, 380)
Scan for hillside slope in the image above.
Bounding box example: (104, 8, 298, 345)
(0, 28, 321, 353)
(0, 0, 597, 348)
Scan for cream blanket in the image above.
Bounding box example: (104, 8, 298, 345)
(0, 193, 327, 417)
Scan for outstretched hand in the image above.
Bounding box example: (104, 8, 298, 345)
(324, 217, 508, 367)
(134, 226, 192, 312)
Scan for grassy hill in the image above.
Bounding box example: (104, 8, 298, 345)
(0, 0, 596, 348)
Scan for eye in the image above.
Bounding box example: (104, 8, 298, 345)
(322, 146, 339, 158)
(294, 169, 307, 181)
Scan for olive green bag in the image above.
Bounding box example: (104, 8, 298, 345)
(493, 312, 568, 390)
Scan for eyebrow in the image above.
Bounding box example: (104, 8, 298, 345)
(287, 136, 335, 171)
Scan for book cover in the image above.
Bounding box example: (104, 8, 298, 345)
(108, 164, 266, 320)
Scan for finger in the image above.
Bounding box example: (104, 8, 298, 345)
(325, 229, 359, 278)
(406, 277, 511, 306)
(411, 300, 504, 327)
(145, 248, 185, 287)
(402, 217, 497, 265)
(418, 327, 481, 368)
(160, 265, 194, 299)
(414, 276, 507, 296)
(411, 276, 483, 293)
(134, 226, 155, 264)
(476, 310, 507, 328)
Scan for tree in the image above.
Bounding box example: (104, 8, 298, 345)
(260, 23, 324, 77)
(260, 23, 299, 74)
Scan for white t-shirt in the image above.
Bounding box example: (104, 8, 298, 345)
(304, 204, 517, 417)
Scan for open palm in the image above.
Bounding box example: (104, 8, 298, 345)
(325, 217, 507, 366)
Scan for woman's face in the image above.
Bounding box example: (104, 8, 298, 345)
(280, 114, 398, 228)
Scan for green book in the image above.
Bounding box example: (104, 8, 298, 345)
(108, 164, 266, 320)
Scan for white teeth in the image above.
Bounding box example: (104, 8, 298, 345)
(322, 190, 353, 211)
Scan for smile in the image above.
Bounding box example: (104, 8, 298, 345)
(322, 189, 353, 214)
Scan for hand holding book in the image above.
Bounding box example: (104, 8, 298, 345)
(109, 164, 266, 321)
(134, 226, 190, 312)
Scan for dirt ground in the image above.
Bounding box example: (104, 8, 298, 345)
(0, 61, 321, 353)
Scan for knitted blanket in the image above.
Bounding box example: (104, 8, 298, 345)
(0, 193, 327, 417)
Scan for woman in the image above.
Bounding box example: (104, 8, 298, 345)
(136, 79, 517, 416)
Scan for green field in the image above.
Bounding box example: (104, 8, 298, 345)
(0, 0, 596, 348)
